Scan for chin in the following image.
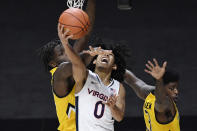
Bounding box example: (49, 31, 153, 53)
(173, 98, 178, 103)
(97, 64, 109, 69)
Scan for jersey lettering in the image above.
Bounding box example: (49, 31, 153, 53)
(94, 101, 105, 119)
(145, 109, 152, 131)
(144, 102, 152, 109)
(66, 103, 75, 118)
(88, 88, 108, 101)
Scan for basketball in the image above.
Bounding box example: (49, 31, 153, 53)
(59, 8, 90, 39)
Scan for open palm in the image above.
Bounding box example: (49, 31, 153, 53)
(144, 58, 167, 80)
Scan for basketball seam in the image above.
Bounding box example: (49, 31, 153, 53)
(59, 22, 83, 29)
(63, 12, 86, 27)
(79, 11, 88, 31)
(73, 29, 83, 35)
(60, 22, 85, 38)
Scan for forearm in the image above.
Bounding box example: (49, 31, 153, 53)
(155, 79, 171, 112)
(63, 42, 83, 66)
(73, 36, 90, 53)
(110, 105, 124, 122)
(124, 70, 155, 100)
(63, 43, 87, 83)
(132, 80, 155, 100)
(86, 0, 95, 31)
(155, 80, 168, 104)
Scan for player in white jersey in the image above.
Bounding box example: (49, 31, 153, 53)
(59, 30, 127, 131)
(76, 69, 121, 131)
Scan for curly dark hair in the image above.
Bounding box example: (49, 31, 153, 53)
(37, 39, 61, 71)
(87, 43, 129, 82)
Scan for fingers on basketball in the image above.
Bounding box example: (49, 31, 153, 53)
(59, 8, 90, 39)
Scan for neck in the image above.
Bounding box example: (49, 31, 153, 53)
(95, 67, 112, 86)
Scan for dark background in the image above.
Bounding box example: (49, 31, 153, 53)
(1, 0, 197, 130)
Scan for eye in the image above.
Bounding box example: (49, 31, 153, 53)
(58, 51, 64, 56)
(169, 88, 174, 91)
(109, 53, 114, 57)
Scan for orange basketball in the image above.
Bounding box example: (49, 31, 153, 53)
(59, 8, 90, 40)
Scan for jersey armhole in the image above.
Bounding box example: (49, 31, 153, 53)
(51, 71, 74, 99)
(75, 70, 93, 96)
(154, 101, 177, 125)
(52, 86, 72, 98)
(151, 90, 155, 95)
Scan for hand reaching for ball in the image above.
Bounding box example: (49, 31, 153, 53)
(58, 23, 73, 46)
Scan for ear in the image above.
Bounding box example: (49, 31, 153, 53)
(112, 64, 117, 70)
(49, 60, 57, 68)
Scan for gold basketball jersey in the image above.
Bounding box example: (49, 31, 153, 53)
(50, 67, 76, 131)
(143, 93, 180, 131)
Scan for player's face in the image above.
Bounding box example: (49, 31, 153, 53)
(94, 52, 116, 70)
(165, 81, 179, 102)
(53, 45, 69, 66)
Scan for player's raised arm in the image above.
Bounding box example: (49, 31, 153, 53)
(124, 70, 155, 100)
(144, 58, 173, 112)
(73, 0, 96, 53)
(52, 46, 96, 97)
(58, 24, 87, 92)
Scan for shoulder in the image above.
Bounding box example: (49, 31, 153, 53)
(145, 92, 155, 100)
(56, 62, 72, 72)
(53, 62, 72, 78)
(86, 70, 100, 82)
(87, 70, 97, 77)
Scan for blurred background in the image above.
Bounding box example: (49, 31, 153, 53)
(1, 0, 197, 130)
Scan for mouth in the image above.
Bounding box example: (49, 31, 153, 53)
(173, 96, 178, 102)
(101, 57, 109, 64)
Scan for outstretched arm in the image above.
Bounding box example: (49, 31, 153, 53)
(73, 0, 96, 52)
(59, 25, 87, 94)
(124, 70, 155, 100)
(145, 58, 173, 112)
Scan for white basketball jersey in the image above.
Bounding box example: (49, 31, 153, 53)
(75, 70, 120, 131)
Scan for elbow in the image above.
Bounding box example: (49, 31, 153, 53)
(116, 116, 124, 122)
(115, 113, 124, 122)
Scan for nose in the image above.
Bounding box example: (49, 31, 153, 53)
(174, 88, 178, 96)
(103, 54, 109, 57)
